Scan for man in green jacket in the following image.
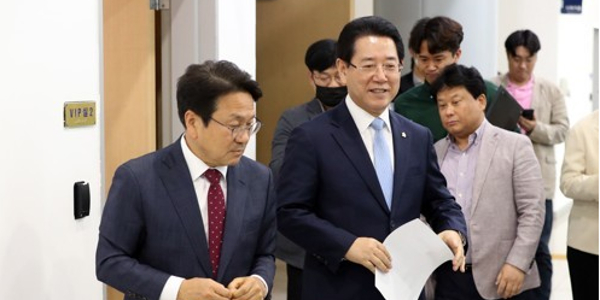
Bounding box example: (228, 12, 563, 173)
(394, 16, 498, 142)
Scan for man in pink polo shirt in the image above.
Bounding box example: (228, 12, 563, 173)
(491, 29, 570, 300)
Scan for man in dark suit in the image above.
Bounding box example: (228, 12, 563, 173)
(96, 60, 276, 300)
(277, 16, 467, 300)
(269, 38, 346, 300)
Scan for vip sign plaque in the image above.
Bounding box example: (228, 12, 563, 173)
(64, 101, 96, 127)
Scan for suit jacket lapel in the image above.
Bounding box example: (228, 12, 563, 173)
(158, 140, 212, 276)
(531, 80, 541, 112)
(217, 164, 247, 280)
(389, 112, 410, 212)
(330, 103, 390, 213)
(502, 73, 540, 112)
(471, 126, 499, 214)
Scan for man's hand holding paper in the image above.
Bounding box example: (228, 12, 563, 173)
(345, 237, 392, 274)
(375, 219, 465, 300)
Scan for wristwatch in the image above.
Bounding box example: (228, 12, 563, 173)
(456, 230, 467, 247)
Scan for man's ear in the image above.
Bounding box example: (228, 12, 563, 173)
(453, 48, 462, 62)
(184, 110, 199, 138)
(336, 58, 348, 81)
(307, 70, 316, 88)
(477, 93, 487, 111)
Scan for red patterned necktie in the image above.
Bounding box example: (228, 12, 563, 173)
(204, 169, 226, 279)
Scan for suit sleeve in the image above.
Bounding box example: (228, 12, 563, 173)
(269, 112, 295, 184)
(96, 164, 170, 300)
(421, 130, 468, 238)
(560, 121, 600, 202)
(249, 169, 278, 292)
(528, 85, 569, 146)
(506, 136, 545, 271)
(276, 126, 356, 273)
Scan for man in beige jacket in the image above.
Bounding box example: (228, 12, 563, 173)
(433, 64, 545, 300)
(560, 110, 599, 300)
(491, 30, 569, 300)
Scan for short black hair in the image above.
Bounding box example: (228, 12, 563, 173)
(412, 16, 463, 55)
(337, 16, 404, 63)
(504, 30, 541, 57)
(431, 64, 485, 101)
(176, 60, 262, 127)
(305, 39, 337, 72)
(408, 17, 431, 52)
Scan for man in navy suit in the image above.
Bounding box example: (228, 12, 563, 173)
(277, 16, 468, 300)
(96, 61, 276, 300)
(269, 38, 345, 300)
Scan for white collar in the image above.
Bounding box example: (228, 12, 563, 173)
(345, 95, 392, 133)
(180, 135, 228, 181)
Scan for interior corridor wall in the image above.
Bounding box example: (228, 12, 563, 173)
(498, 0, 598, 256)
(497, 0, 559, 85)
(255, 0, 353, 165)
(375, 0, 498, 78)
(163, 0, 258, 158)
(0, 1, 103, 299)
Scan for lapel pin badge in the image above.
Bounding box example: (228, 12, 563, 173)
(401, 132, 407, 138)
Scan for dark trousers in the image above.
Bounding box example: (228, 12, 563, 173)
(529, 199, 553, 299)
(286, 264, 302, 300)
(435, 262, 534, 300)
(567, 246, 599, 300)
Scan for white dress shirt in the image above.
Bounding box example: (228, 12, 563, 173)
(159, 136, 266, 300)
(345, 96, 395, 170)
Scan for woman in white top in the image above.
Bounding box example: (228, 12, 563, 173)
(560, 110, 599, 300)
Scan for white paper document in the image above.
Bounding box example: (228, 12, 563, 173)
(375, 219, 453, 300)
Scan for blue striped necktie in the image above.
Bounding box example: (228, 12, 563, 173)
(371, 117, 393, 209)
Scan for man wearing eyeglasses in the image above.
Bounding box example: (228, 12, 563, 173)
(96, 60, 276, 300)
(393, 16, 499, 143)
(277, 16, 467, 300)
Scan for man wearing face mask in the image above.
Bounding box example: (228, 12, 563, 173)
(269, 38, 346, 300)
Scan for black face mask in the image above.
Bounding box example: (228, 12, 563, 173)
(316, 85, 347, 108)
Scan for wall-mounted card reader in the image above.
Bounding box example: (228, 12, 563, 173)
(74, 181, 90, 219)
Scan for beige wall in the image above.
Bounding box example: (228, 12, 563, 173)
(104, 0, 157, 299)
(256, 0, 352, 165)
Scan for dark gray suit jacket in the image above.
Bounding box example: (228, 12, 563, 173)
(96, 139, 277, 300)
(269, 98, 323, 268)
(270, 98, 323, 182)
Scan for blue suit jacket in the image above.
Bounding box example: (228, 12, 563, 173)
(277, 102, 466, 300)
(96, 139, 277, 300)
